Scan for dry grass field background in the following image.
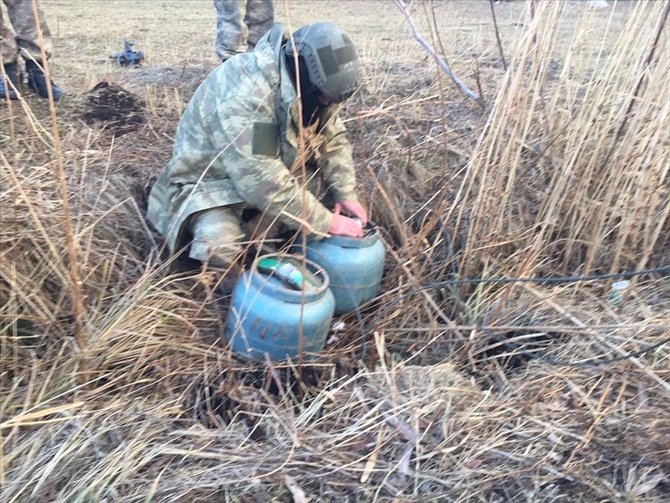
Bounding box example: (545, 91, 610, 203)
(2, 1, 669, 502)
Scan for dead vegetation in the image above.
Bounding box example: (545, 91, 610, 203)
(1, 1, 669, 502)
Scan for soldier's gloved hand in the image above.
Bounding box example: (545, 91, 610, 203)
(334, 201, 368, 226)
(329, 213, 364, 237)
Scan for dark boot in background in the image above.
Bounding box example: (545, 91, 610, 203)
(0, 61, 20, 100)
(25, 59, 63, 100)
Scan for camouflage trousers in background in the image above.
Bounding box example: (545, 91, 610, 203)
(213, 0, 274, 62)
(0, 0, 52, 64)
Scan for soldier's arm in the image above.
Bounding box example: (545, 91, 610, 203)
(317, 113, 359, 203)
(216, 95, 334, 237)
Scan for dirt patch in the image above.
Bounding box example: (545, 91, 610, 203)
(81, 81, 145, 134)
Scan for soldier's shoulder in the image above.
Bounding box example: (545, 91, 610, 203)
(207, 55, 274, 94)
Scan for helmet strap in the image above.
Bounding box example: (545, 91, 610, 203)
(284, 49, 326, 126)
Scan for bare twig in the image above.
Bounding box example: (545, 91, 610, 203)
(394, 0, 488, 110)
(488, 0, 508, 71)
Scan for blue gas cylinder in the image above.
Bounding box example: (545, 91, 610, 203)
(225, 254, 335, 361)
(302, 223, 386, 315)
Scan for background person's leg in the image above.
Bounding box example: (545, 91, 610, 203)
(244, 0, 274, 50)
(0, 2, 19, 100)
(4, 0, 62, 99)
(1, 1, 19, 64)
(213, 0, 248, 62)
(4, 0, 53, 62)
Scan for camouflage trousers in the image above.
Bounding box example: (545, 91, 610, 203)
(188, 205, 248, 268)
(187, 171, 329, 269)
(213, 0, 274, 62)
(0, 0, 52, 64)
(188, 205, 298, 294)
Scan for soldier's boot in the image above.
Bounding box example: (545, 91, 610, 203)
(0, 62, 20, 100)
(25, 59, 63, 100)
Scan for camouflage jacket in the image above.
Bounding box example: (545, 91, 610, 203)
(147, 23, 359, 254)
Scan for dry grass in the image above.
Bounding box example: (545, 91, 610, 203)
(1, 1, 669, 502)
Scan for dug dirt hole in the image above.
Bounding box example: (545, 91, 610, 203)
(81, 81, 145, 134)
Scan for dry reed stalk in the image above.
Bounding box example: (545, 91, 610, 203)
(448, 0, 670, 281)
(29, 0, 86, 357)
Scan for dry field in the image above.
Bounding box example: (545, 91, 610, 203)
(1, 0, 669, 502)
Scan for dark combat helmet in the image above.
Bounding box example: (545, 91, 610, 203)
(284, 22, 359, 103)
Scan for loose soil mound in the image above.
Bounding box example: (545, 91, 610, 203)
(81, 81, 145, 134)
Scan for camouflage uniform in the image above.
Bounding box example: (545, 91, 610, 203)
(214, 0, 274, 62)
(147, 23, 359, 267)
(0, 0, 52, 64)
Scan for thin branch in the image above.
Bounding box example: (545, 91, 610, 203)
(395, 0, 488, 110)
(489, 0, 508, 71)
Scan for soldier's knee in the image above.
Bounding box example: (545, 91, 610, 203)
(188, 207, 245, 267)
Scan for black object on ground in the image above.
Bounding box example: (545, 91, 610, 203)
(110, 39, 144, 67)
